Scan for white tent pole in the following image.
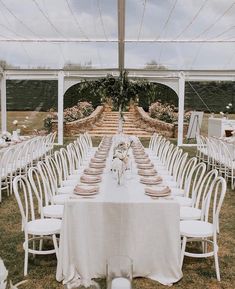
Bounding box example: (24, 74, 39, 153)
(58, 71, 64, 145)
(0, 72, 7, 132)
(177, 72, 185, 146)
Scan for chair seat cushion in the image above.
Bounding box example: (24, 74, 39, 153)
(180, 207, 201, 220)
(67, 174, 80, 181)
(180, 220, 213, 238)
(27, 218, 61, 235)
(171, 188, 184, 196)
(43, 205, 64, 219)
(58, 186, 74, 194)
(62, 179, 78, 187)
(52, 194, 70, 205)
(174, 196, 192, 207)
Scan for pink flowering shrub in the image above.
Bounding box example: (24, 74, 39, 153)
(63, 101, 94, 122)
(44, 102, 94, 131)
(149, 101, 190, 123)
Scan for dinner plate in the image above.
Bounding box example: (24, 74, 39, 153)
(140, 178, 162, 185)
(137, 164, 154, 169)
(80, 175, 102, 184)
(138, 170, 157, 176)
(73, 185, 99, 196)
(135, 159, 150, 164)
(84, 168, 103, 175)
(90, 163, 106, 169)
(74, 190, 98, 196)
(145, 191, 170, 197)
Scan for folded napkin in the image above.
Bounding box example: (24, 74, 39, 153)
(133, 145, 143, 149)
(100, 143, 111, 147)
(135, 158, 151, 164)
(90, 162, 106, 169)
(74, 185, 99, 195)
(101, 140, 112, 145)
(84, 168, 103, 175)
(91, 157, 106, 163)
(95, 150, 108, 155)
(95, 153, 108, 159)
(135, 155, 149, 160)
(138, 169, 157, 176)
(137, 163, 154, 169)
(145, 186, 171, 197)
(140, 176, 163, 185)
(97, 151, 109, 156)
(98, 146, 110, 150)
(98, 147, 110, 152)
(133, 149, 145, 154)
(80, 175, 102, 184)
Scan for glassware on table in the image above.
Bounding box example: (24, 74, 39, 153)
(106, 255, 133, 289)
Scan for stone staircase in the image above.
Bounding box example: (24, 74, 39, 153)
(88, 111, 151, 137)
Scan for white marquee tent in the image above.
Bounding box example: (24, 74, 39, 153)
(0, 0, 235, 144)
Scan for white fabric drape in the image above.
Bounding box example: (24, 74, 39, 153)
(56, 146, 182, 287)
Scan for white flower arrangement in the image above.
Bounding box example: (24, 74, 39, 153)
(112, 140, 133, 184)
(1, 131, 11, 141)
(220, 103, 233, 118)
(12, 120, 18, 126)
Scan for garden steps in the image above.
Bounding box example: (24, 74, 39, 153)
(88, 111, 152, 138)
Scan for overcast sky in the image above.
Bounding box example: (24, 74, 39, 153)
(0, 0, 234, 69)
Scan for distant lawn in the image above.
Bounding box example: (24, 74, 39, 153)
(0, 111, 48, 133)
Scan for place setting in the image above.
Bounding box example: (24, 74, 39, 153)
(131, 144, 174, 201)
(71, 184, 100, 199)
(144, 186, 172, 200)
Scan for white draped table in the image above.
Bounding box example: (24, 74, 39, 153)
(56, 145, 183, 287)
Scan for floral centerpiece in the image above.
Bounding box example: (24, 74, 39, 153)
(1, 131, 11, 142)
(112, 140, 132, 184)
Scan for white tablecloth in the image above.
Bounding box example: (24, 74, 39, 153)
(56, 146, 183, 287)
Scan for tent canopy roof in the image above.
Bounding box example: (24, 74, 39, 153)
(0, 0, 234, 71)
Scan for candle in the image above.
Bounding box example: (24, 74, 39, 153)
(111, 277, 131, 289)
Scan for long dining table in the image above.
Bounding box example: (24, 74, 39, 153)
(56, 136, 183, 288)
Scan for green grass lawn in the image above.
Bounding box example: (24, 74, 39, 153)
(0, 111, 48, 133)
(0, 139, 235, 289)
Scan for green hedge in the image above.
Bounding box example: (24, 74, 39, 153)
(5, 79, 235, 113)
(6, 80, 58, 111)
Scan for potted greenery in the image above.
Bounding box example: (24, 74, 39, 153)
(103, 97, 113, 112)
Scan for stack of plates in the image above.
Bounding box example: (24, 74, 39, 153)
(145, 187, 171, 198)
(73, 185, 99, 196)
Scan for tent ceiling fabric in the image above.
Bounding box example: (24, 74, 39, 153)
(0, 0, 234, 70)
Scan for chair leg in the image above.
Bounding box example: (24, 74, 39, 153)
(214, 246, 221, 281)
(32, 235, 36, 258)
(39, 236, 43, 251)
(52, 234, 59, 259)
(24, 240, 29, 276)
(181, 236, 187, 268)
(202, 238, 208, 253)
